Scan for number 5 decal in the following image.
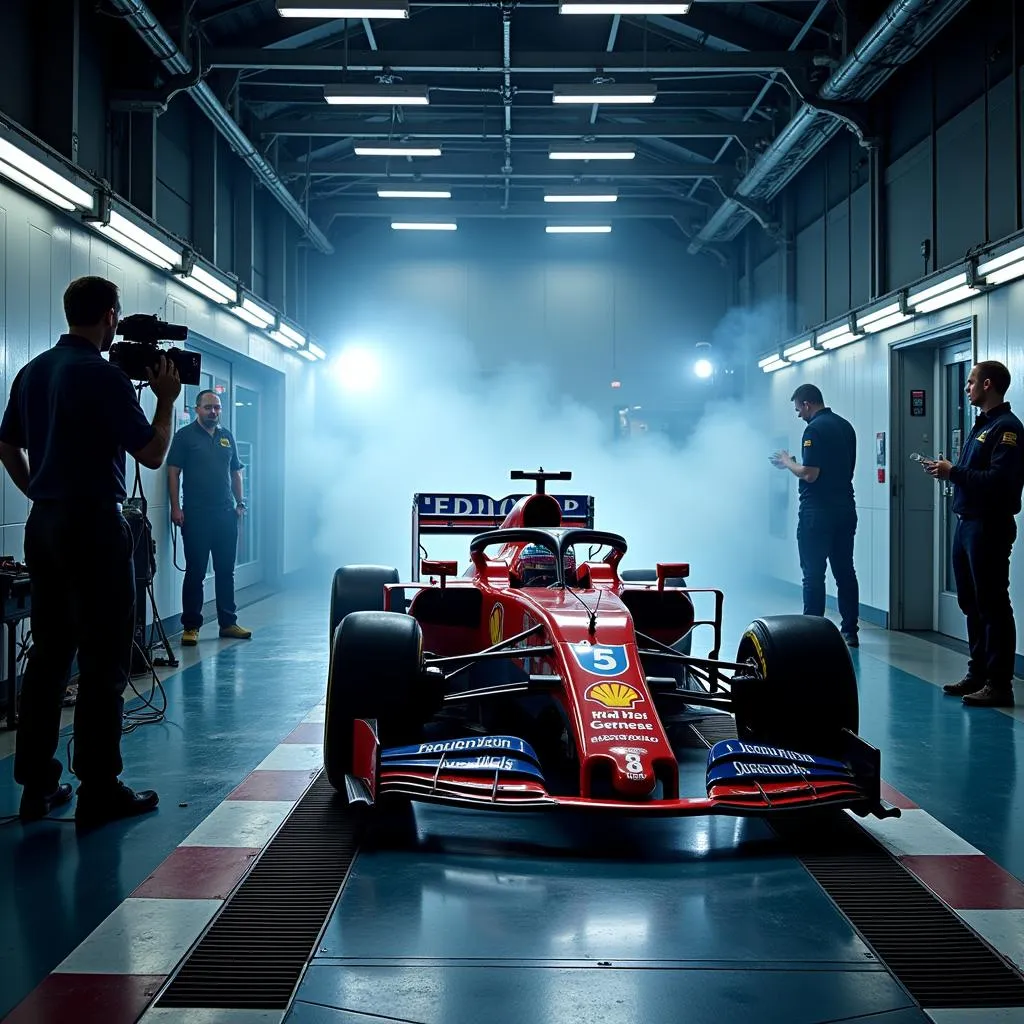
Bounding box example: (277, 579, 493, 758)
(570, 643, 629, 676)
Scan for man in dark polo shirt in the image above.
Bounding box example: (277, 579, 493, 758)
(168, 389, 252, 645)
(922, 360, 1023, 708)
(771, 383, 860, 646)
(0, 276, 180, 824)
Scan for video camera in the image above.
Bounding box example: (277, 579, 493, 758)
(109, 314, 202, 386)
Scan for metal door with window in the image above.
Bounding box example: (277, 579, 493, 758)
(937, 343, 973, 640)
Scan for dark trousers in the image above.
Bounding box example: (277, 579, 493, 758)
(14, 503, 135, 792)
(952, 516, 1017, 690)
(797, 506, 860, 635)
(181, 506, 238, 629)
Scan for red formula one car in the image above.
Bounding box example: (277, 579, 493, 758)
(323, 470, 899, 822)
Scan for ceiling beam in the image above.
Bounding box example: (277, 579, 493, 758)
(281, 154, 735, 180)
(317, 198, 696, 220)
(207, 48, 818, 74)
(259, 117, 771, 143)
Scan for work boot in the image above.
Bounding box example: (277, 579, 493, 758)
(19, 783, 73, 823)
(842, 632, 859, 648)
(943, 676, 983, 696)
(181, 628, 200, 646)
(962, 684, 1015, 708)
(219, 624, 252, 639)
(76, 781, 159, 827)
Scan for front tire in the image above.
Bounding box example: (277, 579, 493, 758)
(329, 564, 400, 651)
(732, 615, 859, 756)
(324, 610, 426, 792)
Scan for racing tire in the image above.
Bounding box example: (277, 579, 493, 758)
(619, 567, 693, 656)
(329, 564, 401, 650)
(732, 615, 858, 757)
(324, 610, 431, 793)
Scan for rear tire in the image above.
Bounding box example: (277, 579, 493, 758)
(324, 611, 427, 793)
(329, 565, 400, 650)
(732, 615, 858, 756)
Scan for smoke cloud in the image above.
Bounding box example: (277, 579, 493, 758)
(294, 299, 792, 647)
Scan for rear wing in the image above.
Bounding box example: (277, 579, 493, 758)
(411, 491, 594, 579)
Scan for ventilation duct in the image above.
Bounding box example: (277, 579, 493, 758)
(107, 0, 333, 255)
(689, 0, 973, 253)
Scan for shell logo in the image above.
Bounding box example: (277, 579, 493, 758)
(489, 604, 504, 646)
(585, 681, 644, 709)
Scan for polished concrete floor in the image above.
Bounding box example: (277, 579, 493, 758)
(1, 581, 1023, 1022)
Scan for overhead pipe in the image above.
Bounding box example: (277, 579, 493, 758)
(689, 0, 973, 254)
(501, 6, 513, 212)
(107, 0, 333, 254)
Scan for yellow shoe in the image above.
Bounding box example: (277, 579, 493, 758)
(181, 629, 200, 646)
(219, 624, 252, 640)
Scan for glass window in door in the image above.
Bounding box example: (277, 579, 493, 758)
(233, 385, 259, 567)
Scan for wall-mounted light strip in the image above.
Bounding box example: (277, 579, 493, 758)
(857, 299, 911, 333)
(759, 355, 789, 373)
(548, 144, 636, 160)
(297, 347, 318, 361)
(783, 338, 821, 362)
(0, 137, 94, 211)
(176, 262, 237, 304)
(907, 272, 980, 314)
(88, 209, 182, 270)
(325, 85, 429, 106)
(816, 319, 861, 350)
(308, 342, 326, 359)
(553, 84, 656, 105)
(978, 244, 1024, 286)
(270, 321, 304, 349)
(231, 294, 276, 329)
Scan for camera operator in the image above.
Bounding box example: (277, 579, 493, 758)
(0, 276, 181, 825)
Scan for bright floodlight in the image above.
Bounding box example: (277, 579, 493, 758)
(331, 346, 382, 393)
(694, 357, 713, 379)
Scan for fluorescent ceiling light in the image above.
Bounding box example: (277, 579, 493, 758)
(548, 144, 636, 160)
(857, 300, 911, 333)
(298, 347, 318, 361)
(978, 244, 1024, 286)
(377, 188, 451, 198)
(355, 145, 442, 157)
(560, 1, 690, 11)
(277, 0, 408, 15)
(0, 137, 93, 210)
(179, 263, 236, 304)
(760, 357, 789, 373)
(553, 84, 656, 105)
(782, 339, 820, 362)
(757, 353, 782, 369)
(546, 224, 612, 234)
(231, 305, 271, 328)
(240, 295, 275, 326)
(391, 221, 457, 230)
(907, 271, 979, 313)
(308, 342, 326, 359)
(544, 192, 618, 203)
(325, 85, 428, 106)
(95, 224, 175, 270)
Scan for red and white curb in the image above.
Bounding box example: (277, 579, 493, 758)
(866, 782, 1024, 1022)
(4, 703, 326, 1024)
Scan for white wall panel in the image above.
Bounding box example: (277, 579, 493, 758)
(0, 178, 316, 623)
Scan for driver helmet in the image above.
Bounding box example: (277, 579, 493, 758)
(519, 543, 576, 587)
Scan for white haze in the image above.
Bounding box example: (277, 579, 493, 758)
(296, 299, 791, 622)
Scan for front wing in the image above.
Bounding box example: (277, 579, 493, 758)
(348, 723, 901, 819)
